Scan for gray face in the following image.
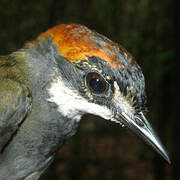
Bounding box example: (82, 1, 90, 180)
(51, 54, 147, 120)
(73, 56, 147, 113)
(47, 54, 170, 163)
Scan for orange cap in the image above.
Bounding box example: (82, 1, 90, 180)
(39, 24, 133, 68)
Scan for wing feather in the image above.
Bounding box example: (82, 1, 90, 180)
(0, 79, 31, 152)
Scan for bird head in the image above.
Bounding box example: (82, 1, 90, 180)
(38, 24, 170, 163)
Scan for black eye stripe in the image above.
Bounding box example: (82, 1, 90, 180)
(86, 72, 107, 94)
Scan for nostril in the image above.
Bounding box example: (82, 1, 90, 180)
(135, 117, 144, 127)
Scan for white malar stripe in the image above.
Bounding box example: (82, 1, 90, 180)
(113, 81, 135, 117)
(47, 77, 112, 122)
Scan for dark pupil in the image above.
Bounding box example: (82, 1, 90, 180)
(90, 78, 104, 92)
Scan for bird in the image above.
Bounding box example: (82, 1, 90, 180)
(0, 24, 170, 180)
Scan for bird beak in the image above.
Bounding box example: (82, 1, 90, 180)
(117, 111, 171, 163)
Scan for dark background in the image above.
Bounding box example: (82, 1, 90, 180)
(0, 0, 179, 179)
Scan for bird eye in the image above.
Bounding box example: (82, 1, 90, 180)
(86, 72, 107, 94)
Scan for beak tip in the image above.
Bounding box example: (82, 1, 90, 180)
(119, 112, 171, 164)
(167, 158, 171, 164)
(163, 153, 171, 164)
(154, 141, 171, 164)
(154, 138, 171, 164)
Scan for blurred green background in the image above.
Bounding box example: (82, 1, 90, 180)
(0, 0, 179, 179)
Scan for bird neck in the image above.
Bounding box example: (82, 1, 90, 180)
(14, 37, 81, 142)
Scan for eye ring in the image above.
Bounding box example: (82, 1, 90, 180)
(86, 72, 108, 94)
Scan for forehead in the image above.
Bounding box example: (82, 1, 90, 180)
(39, 24, 138, 69)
